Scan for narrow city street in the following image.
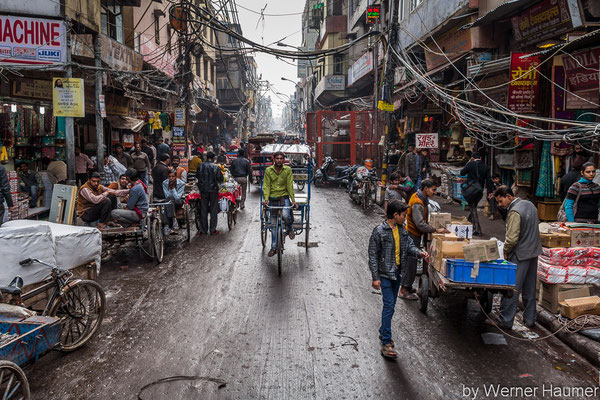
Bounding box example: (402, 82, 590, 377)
(27, 188, 597, 399)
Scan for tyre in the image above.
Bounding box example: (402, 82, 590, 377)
(227, 211, 233, 231)
(313, 176, 325, 187)
(418, 274, 429, 313)
(141, 217, 155, 260)
(261, 221, 267, 248)
(152, 218, 164, 263)
(277, 218, 283, 276)
(304, 223, 310, 252)
(297, 181, 305, 192)
(0, 361, 30, 400)
(194, 202, 202, 232)
(185, 205, 191, 243)
(48, 279, 106, 352)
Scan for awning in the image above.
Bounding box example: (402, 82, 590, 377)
(105, 116, 145, 132)
(460, 0, 532, 30)
(518, 29, 600, 59)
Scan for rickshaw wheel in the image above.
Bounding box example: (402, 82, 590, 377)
(261, 222, 267, 248)
(304, 223, 310, 252)
(193, 202, 202, 232)
(0, 360, 30, 400)
(185, 205, 191, 242)
(227, 211, 233, 231)
(418, 274, 429, 313)
(49, 280, 106, 352)
(152, 218, 164, 263)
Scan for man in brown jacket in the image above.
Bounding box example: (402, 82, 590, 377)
(77, 172, 128, 228)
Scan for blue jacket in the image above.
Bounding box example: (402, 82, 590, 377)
(127, 183, 148, 216)
(162, 179, 185, 200)
(368, 221, 421, 281)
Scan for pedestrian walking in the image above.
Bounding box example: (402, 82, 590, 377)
(0, 165, 15, 227)
(559, 166, 581, 201)
(387, 143, 400, 175)
(493, 186, 542, 329)
(131, 142, 152, 186)
(396, 144, 413, 176)
(75, 147, 94, 186)
(405, 147, 422, 189)
(196, 152, 223, 235)
(403, 179, 447, 300)
(230, 149, 250, 209)
(113, 143, 133, 169)
(368, 200, 427, 358)
(420, 149, 431, 180)
(487, 174, 502, 220)
(156, 137, 170, 161)
(564, 162, 600, 224)
(460, 152, 493, 236)
(262, 151, 297, 257)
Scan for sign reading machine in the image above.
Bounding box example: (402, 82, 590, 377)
(0, 16, 66, 66)
(53, 78, 85, 117)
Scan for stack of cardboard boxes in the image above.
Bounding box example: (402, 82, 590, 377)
(537, 223, 600, 318)
(6, 171, 29, 220)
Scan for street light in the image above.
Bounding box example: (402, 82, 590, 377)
(281, 77, 297, 84)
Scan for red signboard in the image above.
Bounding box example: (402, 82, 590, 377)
(511, 0, 577, 47)
(508, 53, 540, 114)
(562, 46, 600, 92)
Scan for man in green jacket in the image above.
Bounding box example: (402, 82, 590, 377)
(262, 151, 298, 257)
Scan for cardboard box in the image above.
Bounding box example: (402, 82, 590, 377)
(462, 240, 499, 262)
(537, 201, 561, 221)
(539, 282, 591, 313)
(540, 232, 571, 248)
(446, 223, 473, 239)
(430, 213, 452, 229)
(559, 296, 600, 319)
(432, 239, 466, 275)
(570, 229, 600, 248)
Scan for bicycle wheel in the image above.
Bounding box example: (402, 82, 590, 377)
(0, 360, 30, 400)
(260, 221, 267, 248)
(277, 216, 283, 276)
(152, 217, 164, 263)
(227, 211, 233, 231)
(48, 279, 106, 352)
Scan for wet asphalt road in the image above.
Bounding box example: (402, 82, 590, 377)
(28, 187, 599, 399)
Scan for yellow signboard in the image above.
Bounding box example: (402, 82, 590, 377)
(378, 100, 394, 112)
(53, 78, 85, 117)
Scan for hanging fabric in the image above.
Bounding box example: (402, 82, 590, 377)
(535, 141, 554, 198)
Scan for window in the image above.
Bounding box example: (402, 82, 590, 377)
(204, 58, 209, 81)
(410, 0, 424, 12)
(154, 14, 160, 45)
(333, 55, 343, 74)
(101, 1, 123, 43)
(166, 25, 172, 54)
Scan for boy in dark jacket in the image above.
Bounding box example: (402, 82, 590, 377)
(368, 200, 428, 358)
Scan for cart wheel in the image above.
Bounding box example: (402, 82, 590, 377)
(418, 274, 429, 313)
(479, 291, 494, 315)
(362, 190, 369, 210)
(185, 205, 191, 243)
(297, 181, 305, 192)
(48, 279, 106, 352)
(277, 220, 283, 276)
(194, 202, 202, 232)
(304, 223, 310, 252)
(141, 217, 155, 260)
(227, 211, 233, 231)
(261, 222, 267, 248)
(232, 208, 237, 225)
(0, 360, 30, 400)
(152, 218, 164, 263)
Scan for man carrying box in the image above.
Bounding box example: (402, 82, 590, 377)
(368, 200, 428, 358)
(493, 186, 542, 329)
(403, 179, 448, 300)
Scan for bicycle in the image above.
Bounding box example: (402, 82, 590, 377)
(262, 205, 294, 276)
(0, 258, 106, 352)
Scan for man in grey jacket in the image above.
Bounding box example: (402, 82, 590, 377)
(405, 147, 422, 189)
(369, 200, 428, 358)
(493, 186, 542, 329)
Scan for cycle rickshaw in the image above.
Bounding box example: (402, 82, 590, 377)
(259, 144, 312, 275)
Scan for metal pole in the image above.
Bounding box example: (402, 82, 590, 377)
(94, 34, 105, 172)
(65, 22, 76, 185)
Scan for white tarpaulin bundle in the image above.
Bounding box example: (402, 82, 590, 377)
(0, 221, 102, 286)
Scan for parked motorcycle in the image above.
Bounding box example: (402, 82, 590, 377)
(348, 166, 379, 210)
(312, 156, 359, 188)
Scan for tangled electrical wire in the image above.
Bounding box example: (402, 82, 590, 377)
(559, 314, 600, 334)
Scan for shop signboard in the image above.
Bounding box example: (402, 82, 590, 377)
(0, 16, 67, 67)
(11, 79, 52, 100)
(377, 101, 394, 112)
(566, 89, 600, 110)
(174, 108, 185, 126)
(416, 133, 439, 149)
(511, 0, 582, 48)
(52, 78, 85, 117)
(507, 52, 540, 113)
(315, 75, 345, 98)
(105, 92, 130, 116)
(100, 35, 143, 72)
(347, 51, 373, 86)
(0, 0, 60, 17)
(562, 46, 600, 93)
(98, 95, 106, 118)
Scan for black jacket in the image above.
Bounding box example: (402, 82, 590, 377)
(460, 160, 493, 193)
(0, 165, 13, 208)
(152, 162, 170, 199)
(559, 170, 580, 200)
(230, 157, 250, 178)
(196, 161, 223, 193)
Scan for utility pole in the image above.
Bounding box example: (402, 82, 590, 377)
(65, 19, 75, 185)
(94, 34, 104, 172)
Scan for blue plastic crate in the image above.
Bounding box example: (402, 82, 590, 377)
(446, 259, 517, 286)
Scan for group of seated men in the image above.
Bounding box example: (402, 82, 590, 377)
(76, 154, 186, 232)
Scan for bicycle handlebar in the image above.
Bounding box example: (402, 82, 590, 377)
(19, 258, 55, 269)
(264, 205, 294, 209)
